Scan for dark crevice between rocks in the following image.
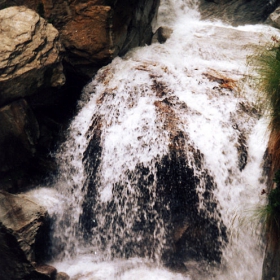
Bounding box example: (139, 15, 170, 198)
(0, 68, 89, 193)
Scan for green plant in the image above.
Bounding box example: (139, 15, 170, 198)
(250, 42, 280, 131)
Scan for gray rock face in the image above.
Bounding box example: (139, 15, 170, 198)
(0, 191, 50, 280)
(113, 0, 160, 56)
(199, 0, 280, 25)
(0, 6, 65, 107)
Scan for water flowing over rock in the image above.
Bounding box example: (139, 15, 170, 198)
(33, 0, 278, 275)
(19, 0, 280, 279)
(0, 191, 51, 280)
(199, 0, 280, 25)
(0, 6, 65, 107)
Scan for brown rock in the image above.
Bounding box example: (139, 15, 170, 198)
(152, 26, 173, 44)
(56, 272, 70, 280)
(35, 264, 57, 279)
(0, 191, 50, 280)
(61, 4, 114, 77)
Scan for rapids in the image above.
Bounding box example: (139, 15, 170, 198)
(28, 0, 280, 279)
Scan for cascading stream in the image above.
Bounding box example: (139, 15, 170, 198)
(27, 0, 280, 279)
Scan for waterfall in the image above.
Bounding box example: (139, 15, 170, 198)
(27, 0, 280, 279)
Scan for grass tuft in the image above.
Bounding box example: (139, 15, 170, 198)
(250, 43, 280, 131)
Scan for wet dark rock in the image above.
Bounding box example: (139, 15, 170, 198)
(0, 99, 39, 173)
(262, 243, 280, 280)
(152, 26, 173, 44)
(55, 272, 70, 280)
(199, 0, 280, 25)
(35, 264, 57, 279)
(80, 116, 103, 242)
(157, 132, 227, 265)
(81, 89, 227, 266)
(237, 133, 248, 171)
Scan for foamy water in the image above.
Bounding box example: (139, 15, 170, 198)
(26, 0, 280, 279)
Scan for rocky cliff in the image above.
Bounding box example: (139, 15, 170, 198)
(0, 0, 160, 193)
(0, 0, 160, 78)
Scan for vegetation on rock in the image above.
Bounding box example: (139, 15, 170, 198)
(250, 39, 280, 279)
(250, 39, 280, 175)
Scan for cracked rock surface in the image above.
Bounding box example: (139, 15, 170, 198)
(0, 6, 65, 107)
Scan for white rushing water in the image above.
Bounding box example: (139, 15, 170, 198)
(27, 0, 280, 279)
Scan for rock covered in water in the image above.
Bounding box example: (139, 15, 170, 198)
(0, 191, 51, 280)
(199, 0, 279, 25)
(0, 6, 65, 107)
(77, 64, 229, 266)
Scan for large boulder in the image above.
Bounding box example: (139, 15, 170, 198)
(0, 6, 65, 107)
(199, 0, 280, 25)
(0, 191, 51, 280)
